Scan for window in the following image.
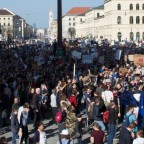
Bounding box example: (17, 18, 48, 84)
(136, 4, 139, 10)
(117, 4, 121, 10)
(136, 16, 140, 24)
(73, 23, 75, 26)
(69, 23, 71, 26)
(97, 13, 100, 17)
(0, 23, 1, 26)
(142, 16, 144, 24)
(80, 18, 82, 22)
(136, 32, 140, 40)
(8, 18, 10, 20)
(3, 18, 5, 20)
(130, 32, 134, 41)
(8, 23, 10, 26)
(130, 16, 133, 24)
(143, 32, 144, 40)
(73, 18, 75, 20)
(143, 4, 144, 10)
(117, 16, 121, 24)
(130, 4, 133, 10)
(69, 18, 71, 21)
(117, 32, 122, 42)
(3, 23, 5, 26)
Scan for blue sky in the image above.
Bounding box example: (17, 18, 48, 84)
(0, 0, 104, 28)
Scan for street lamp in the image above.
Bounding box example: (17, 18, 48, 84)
(55, 0, 65, 57)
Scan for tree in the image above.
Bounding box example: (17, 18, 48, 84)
(68, 27, 76, 39)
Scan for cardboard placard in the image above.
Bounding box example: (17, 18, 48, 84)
(134, 54, 144, 66)
(128, 55, 134, 61)
(32, 64, 42, 70)
(119, 67, 127, 74)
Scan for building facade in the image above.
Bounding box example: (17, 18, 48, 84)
(0, 8, 32, 41)
(62, 7, 91, 38)
(75, 0, 144, 41)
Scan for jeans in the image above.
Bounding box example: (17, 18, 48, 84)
(12, 132, 18, 144)
(108, 123, 116, 144)
(95, 120, 106, 131)
(77, 137, 82, 144)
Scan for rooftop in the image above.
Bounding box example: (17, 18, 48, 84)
(66, 7, 91, 16)
(93, 5, 104, 10)
(0, 8, 15, 15)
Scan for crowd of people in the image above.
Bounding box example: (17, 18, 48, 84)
(0, 39, 144, 144)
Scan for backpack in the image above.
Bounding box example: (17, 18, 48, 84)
(122, 113, 133, 127)
(103, 110, 109, 124)
(55, 111, 63, 123)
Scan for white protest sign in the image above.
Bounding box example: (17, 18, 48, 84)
(82, 55, 93, 64)
(98, 56, 104, 64)
(71, 51, 82, 59)
(133, 94, 141, 102)
(115, 49, 122, 60)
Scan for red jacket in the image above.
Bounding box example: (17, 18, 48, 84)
(69, 95, 77, 107)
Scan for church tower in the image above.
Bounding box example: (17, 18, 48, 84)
(49, 3, 53, 29)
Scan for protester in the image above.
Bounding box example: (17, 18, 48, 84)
(56, 129, 73, 144)
(19, 103, 30, 144)
(119, 122, 137, 144)
(0, 136, 8, 144)
(11, 108, 19, 144)
(133, 130, 144, 144)
(34, 122, 47, 144)
(90, 122, 105, 144)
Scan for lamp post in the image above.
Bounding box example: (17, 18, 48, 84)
(55, 0, 65, 57)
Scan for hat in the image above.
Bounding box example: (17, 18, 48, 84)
(60, 129, 69, 135)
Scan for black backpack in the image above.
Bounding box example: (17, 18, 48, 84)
(122, 113, 133, 127)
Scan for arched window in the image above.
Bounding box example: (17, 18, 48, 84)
(129, 16, 133, 24)
(136, 32, 140, 40)
(142, 4, 144, 10)
(130, 32, 134, 41)
(130, 4, 133, 10)
(117, 32, 122, 42)
(136, 16, 140, 24)
(117, 4, 121, 10)
(142, 16, 144, 24)
(97, 13, 100, 17)
(136, 4, 139, 10)
(117, 16, 121, 24)
(143, 32, 144, 40)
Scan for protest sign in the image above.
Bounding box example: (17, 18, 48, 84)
(91, 52, 98, 59)
(119, 67, 127, 74)
(128, 55, 134, 61)
(115, 49, 122, 60)
(98, 56, 104, 64)
(82, 54, 93, 64)
(32, 64, 42, 70)
(71, 51, 82, 59)
(134, 54, 144, 66)
(124, 55, 127, 62)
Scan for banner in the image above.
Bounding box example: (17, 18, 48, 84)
(82, 55, 93, 64)
(134, 54, 144, 66)
(115, 49, 122, 60)
(128, 55, 134, 61)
